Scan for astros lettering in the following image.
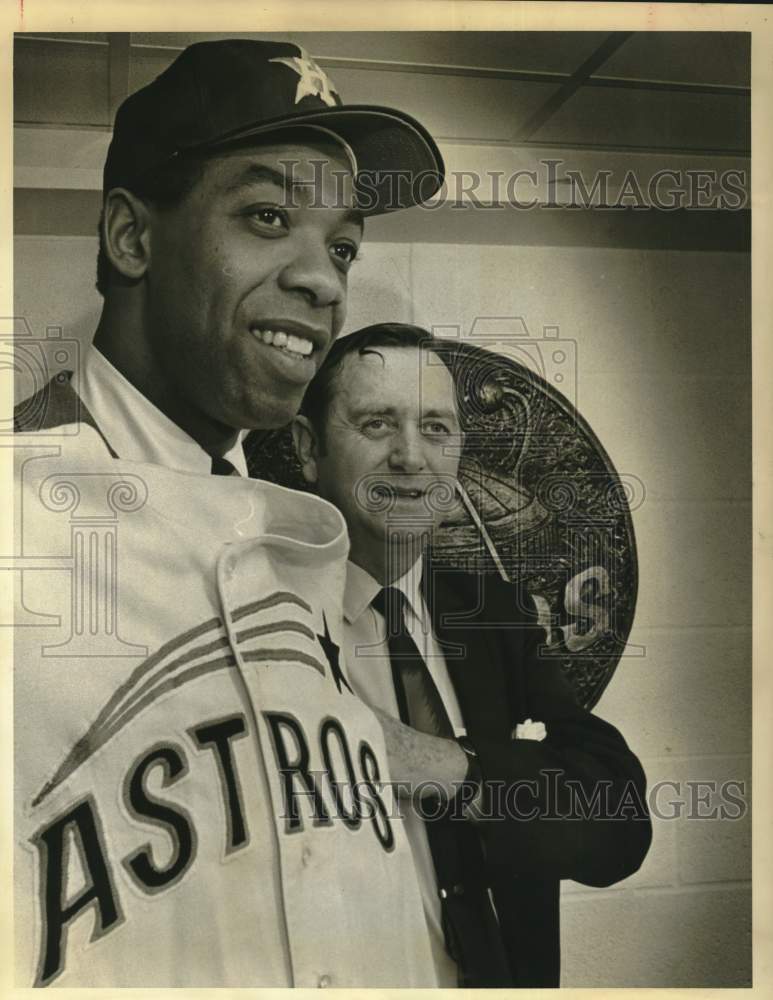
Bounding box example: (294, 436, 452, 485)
(32, 710, 393, 985)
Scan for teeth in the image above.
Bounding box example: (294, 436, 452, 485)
(286, 334, 313, 356)
(252, 328, 314, 356)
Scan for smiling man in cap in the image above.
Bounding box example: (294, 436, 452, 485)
(13, 39, 445, 988)
(16, 38, 443, 460)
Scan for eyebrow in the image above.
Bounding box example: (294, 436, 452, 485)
(226, 163, 364, 232)
(347, 406, 397, 421)
(226, 163, 291, 193)
(423, 408, 460, 422)
(347, 406, 460, 423)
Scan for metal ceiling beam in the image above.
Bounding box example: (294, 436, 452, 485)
(514, 32, 634, 142)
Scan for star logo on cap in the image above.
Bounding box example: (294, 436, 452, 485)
(269, 49, 339, 107)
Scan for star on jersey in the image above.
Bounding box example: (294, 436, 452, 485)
(317, 613, 352, 695)
(269, 50, 340, 107)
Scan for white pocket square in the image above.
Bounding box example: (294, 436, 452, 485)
(512, 718, 547, 741)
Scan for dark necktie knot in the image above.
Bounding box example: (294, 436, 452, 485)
(210, 455, 238, 476)
(372, 586, 409, 633)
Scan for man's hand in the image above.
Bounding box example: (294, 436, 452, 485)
(370, 706, 468, 801)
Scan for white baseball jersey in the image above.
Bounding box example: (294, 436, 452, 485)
(14, 426, 437, 988)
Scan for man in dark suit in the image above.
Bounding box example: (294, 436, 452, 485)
(292, 322, 652, 987)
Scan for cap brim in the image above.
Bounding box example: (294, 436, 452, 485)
(192, 105, 445, 216)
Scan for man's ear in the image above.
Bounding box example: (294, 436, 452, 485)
(291, 415, 320, 484)
(102, 188, 153, 282)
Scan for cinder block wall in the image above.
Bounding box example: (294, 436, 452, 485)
(13, 235, 752, 987)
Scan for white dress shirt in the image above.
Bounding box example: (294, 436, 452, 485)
(342, 556, 465, 988)
(70, 345, 247, 474)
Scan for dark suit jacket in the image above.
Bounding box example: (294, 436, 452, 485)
(421, 556, 652, 987)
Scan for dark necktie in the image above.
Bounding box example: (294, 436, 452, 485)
(372, 587, 511, 988)
(372, 586, 453, 738)
(210, 455, 239, 476)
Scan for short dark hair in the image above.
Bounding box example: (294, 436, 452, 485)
(95, 152, 207, 296)
(300, 322, 458, 448)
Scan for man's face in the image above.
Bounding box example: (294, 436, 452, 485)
(144, 137, 362, 431)
(302, 346, 463, 571)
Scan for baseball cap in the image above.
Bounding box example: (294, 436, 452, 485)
(103, 39, 445, 215)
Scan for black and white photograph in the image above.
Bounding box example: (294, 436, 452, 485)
(4, 1, 768, 992)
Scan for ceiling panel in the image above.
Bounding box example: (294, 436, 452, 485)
(305, 67, 559, 143)
(17, 31, 752, 89)
(530, 86, 749, 153)
(14, 37, 109, 126)
(14, 32, 752, 154)
(598, 32, 750, 88)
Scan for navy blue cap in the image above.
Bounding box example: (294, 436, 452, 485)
(103, 39, 444, 215)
